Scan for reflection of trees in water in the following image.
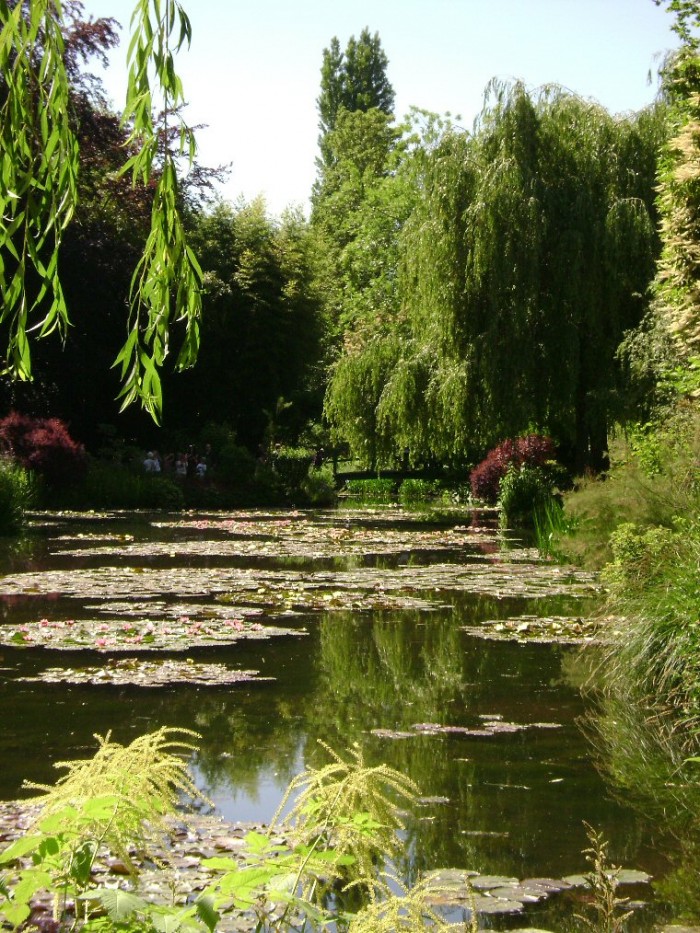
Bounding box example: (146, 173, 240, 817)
(313, 609, 466, 737)
(586, 694, 700, 835)
(303, 608, 601, 880)
(585, 692, 700, 918)
(188, 692, 307, 796)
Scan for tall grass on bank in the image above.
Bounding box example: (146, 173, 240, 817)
(566, 402, 700, 735)
(598, 518, 700, 736)
(0, 460, 37, 534)
(532, 497, 577, 558)
(556, 402, 700, 568)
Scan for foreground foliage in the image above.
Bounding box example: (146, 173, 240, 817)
(0, 730, 463, 933)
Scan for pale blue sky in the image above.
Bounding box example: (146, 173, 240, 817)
(84, 0, 680, 217)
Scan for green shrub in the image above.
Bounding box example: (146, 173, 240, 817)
(57, 462, 184, 510)
(272, 446, 313, 497)
(0, 460, 37, 534)
(499, 464, 555, 526)
(213, 440, 257, 487)
(145, 476, 185, 510)
(604, 522, 677, 590)
(344, 478, 396, 503)
(398, 479, 440, 504)
(302, 463, 337, 507)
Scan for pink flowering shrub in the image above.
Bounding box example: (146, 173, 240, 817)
(470, 434, 557, 503)
(0, 411, 87, 488)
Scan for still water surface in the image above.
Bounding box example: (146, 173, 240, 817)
(0, 507, 692, 927)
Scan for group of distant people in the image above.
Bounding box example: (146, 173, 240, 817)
(143, 445, 210, 480)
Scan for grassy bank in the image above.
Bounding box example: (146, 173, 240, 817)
(553, 401, 700, 740)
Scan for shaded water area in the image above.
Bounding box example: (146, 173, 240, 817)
(0, 506, 696, 929)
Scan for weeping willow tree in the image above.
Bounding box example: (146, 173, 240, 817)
(328, 81, 666, 471)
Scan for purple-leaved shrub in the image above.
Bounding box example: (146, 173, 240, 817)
(470, 434, 556, 503)
(0, 412, 86, 488)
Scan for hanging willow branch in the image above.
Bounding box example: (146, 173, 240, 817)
(115, 0, 202, 421)
(0, 0, 202, 422)
(0, 0, 79, 381)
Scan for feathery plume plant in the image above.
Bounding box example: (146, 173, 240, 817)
(24, 727, 204, 868)
(270, 741, 419, 896)
(0, 728, 205, 930)
(346, 874, 464, 932)
(348, 873, 479, 933)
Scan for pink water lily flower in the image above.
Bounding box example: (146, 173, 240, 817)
(96, 637, 107, 647)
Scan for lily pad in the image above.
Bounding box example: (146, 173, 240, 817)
(470, 874, 520, 890)
(462, 614, 604, 644)
(0, 615, 304, 653)
(17, 658, 272, 687)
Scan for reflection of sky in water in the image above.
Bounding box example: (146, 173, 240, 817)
(190, 743, 306, 826)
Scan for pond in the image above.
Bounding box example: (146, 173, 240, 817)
(0, 506, 695, 929)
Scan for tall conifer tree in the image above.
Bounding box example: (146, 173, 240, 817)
(315, 28, 395, 182)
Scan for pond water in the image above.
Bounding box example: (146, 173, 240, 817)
(0, 506, 695, 929)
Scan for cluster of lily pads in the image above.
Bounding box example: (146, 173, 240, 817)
(462, 614, 603, 644)
(0, 614, 292, 653)
(18, 658, 271, 688)
(371, 715, 562, 741)
(0, 507, 601, 694)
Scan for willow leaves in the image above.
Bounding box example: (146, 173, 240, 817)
(0, 0, 201, 421)
(116, 0, 202, 421)
(0, 0, 78, 381)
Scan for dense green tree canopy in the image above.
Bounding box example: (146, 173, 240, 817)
(162, 200, 323, 448)
(325, 83, 667, 471)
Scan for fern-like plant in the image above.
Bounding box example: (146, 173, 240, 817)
(0, 727, 203, 929)
(269, 741, 419, 900)
(347, 875, 457, 931)
(25, 727, 202, 860)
